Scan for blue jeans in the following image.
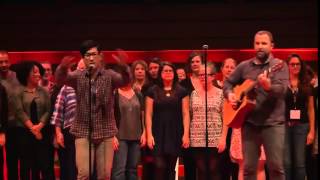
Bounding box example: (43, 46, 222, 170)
(112, 140, 141, 180)
(242, 123, 285, 180)
(284, 123, 309, 180)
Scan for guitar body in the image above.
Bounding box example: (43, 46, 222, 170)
(223, 60, 284, 128)
(223, 79, 256, 128)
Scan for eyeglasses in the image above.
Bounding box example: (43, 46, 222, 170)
(162, 69, 173, 73)
(199, 73, 214, 77)
(289, 63, 301, 67)
(84, 52, 99, 59)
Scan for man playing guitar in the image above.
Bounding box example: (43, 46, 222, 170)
(223, 30, 289, 180)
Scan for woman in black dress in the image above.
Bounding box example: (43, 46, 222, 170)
(145, 61, 190, 180)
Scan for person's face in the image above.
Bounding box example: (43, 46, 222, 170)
(161, 65, 174, 82)
(190, 55, 202, 74)
(254, 34, 274, 60)
(148, 62, 160, 79)
(41, 63, 52, 79)
(198, 66, 214, 86)
(83, 47, 102, 70)
(134, 63, 146, 81)
(176, 68, 186, 81)
(28, 66, 41, 86)
(288, 57, 301, 76)
(222, 59, 236, 79)
(0, 53, 10, 74)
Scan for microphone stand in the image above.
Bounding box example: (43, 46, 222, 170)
(202, 45, 209, 148)
(88, 68, 93, 180)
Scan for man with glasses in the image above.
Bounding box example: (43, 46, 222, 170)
(224, 30, 289, 180)
(55, 40, 131, 180)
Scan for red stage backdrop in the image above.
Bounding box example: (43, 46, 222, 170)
(8, 48, 318, 65)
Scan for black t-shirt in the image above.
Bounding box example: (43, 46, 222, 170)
(285, 85, 312, 123)
(146, 84, 188, 156)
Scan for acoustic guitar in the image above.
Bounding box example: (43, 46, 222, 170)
(223, 60, 284, 128)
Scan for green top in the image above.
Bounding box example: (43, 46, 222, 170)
(13, 85, 50, 127)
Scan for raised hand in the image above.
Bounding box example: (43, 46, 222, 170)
(60, 55, 77, 69)
(111, 49, 128, 66)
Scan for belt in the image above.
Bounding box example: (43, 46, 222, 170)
(286, 121, 302, 127)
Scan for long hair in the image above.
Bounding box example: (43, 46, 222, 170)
(287, 53, 312, 95)
(131, 60, 149, 86)
(186, 51, 204, 74)
(157, 61, 179, 89)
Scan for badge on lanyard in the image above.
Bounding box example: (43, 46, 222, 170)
(290, 109, 301, 120)
(290, 88, 300, 120)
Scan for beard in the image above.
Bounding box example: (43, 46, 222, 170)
(256, 51, 269, 61)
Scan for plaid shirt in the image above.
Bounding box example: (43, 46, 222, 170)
(51, 85, 76, 129)
(55, 66, 130, 139)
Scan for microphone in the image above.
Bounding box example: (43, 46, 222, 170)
(202, 44, 208, 50)
(88, 64, 95, 72)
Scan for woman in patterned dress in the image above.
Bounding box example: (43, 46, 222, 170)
(189, 63, 228, 180)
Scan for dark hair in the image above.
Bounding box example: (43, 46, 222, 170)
(176, 66, 187, 73)
(221, 58, 237, 68)
(157, 61, 179, 88)
(80, 40, 101, 57)
(146, 57, 162, 80)
(148, 57, 162, 66)
(305, 64, 316, 81)
(15, 60, 44, 86)
(186, 51, 203, 74)
(255, 30, 274, 43)
(287, 53, 312, 94)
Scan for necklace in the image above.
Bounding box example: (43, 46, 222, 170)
(165, 90, 171, 97)
(164, 87, 172, 97)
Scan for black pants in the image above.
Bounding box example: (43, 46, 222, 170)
(192, 148, 221, 180)
(5, 127, 21, 180)
(220, 129, 238, 180)
(0, 146, 3, 180)
(153, 154, 178, 180)
(19, 127, 55, 180)
(141, 148, 155, 180)
(183, 148, 196, 180)
(306, 145, 318, 180)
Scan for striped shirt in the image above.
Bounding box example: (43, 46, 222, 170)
(51, 85, 77, 129)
